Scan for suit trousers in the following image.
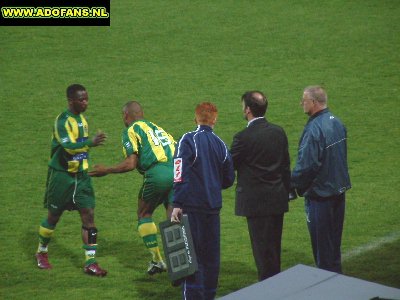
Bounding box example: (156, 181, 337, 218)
(246, 214, 284, 281)
(305, 194, 345, 273)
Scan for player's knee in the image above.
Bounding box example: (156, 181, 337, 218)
(137, 206, 154, 219)
(47, 212, 62, 225)
(79, 208, 95, 225)
(138, 199, 157, 218)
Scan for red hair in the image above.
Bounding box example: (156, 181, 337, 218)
(195, 102, 218, 124)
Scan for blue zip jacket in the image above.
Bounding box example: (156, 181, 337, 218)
(173, 125, 235, 213)
(291, 108, 351, 198)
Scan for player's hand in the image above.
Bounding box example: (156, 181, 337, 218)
(91, 131, 107, 147)
(170, 208, 182, 223)
(88, 164, 109, 177)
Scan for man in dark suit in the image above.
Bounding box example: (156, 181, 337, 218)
(230, 90, 291, 281)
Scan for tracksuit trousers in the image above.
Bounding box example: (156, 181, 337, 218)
(182, 212, 220, 300)
(305, 193, 345, 273)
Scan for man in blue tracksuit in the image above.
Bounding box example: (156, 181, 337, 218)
(171, 102, 235, 300)
(291, 86, 351, 273)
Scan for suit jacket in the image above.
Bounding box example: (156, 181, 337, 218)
(231, 118, 290, 216)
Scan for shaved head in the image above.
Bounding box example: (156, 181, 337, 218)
(122, 100, 144, 127)
(123, 101, 144, 118)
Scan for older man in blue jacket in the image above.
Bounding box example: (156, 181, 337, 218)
(171, 102, 235, 300)
(291, 86, 351, 273)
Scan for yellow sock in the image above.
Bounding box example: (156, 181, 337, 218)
(37, 225, 54, 253)
(138, 219, 163, 262)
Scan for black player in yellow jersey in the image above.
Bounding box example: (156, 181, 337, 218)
(90, 101, 176, 275)
(35, 84, 108, 276)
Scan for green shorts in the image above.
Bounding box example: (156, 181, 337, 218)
(44, 168, 95, 215)
(139, 163, 173, 210)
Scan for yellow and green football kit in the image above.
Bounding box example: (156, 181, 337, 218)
(122, 119, 176, 264)
(122, 119, 175, 208)
(38, 109, 100, 267)
(44, 109, 96, 214)
(49, 109, 92, 173)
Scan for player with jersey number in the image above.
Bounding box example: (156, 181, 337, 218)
(90, 100, 176, 275)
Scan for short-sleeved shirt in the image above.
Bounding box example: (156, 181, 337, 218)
(122, 119, 175, 173)
(44, 109, 95, 213)
(49, 110, 93, 173)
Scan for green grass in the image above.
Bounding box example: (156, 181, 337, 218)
(1, 0, 399, 299)
(343, 239, 400, 288)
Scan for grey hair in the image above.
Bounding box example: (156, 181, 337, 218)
(304, 86, 328, 104)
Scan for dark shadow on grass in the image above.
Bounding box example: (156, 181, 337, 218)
(102, 236, 181, 299)
(218, 251, 316, 298)
(281, 247, 315, 270)
(138, 259, 256, 299)
(218, 260, 257, 297)
(134, 274, 181, 299)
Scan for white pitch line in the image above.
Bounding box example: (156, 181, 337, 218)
(342, 231, 400, 261)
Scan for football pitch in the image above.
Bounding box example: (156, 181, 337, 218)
(1, 1, 399, 299)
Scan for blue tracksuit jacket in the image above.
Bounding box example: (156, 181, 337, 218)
(172, 125, 235, 213)
(291, 108, 351, 198)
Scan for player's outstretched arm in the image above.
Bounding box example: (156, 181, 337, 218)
(89, 154, 137, 177)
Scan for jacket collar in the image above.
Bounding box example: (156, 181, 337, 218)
(247, 117, 266, 127)
(308, 108, 329, 123)
(197, 124, 213, 131)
